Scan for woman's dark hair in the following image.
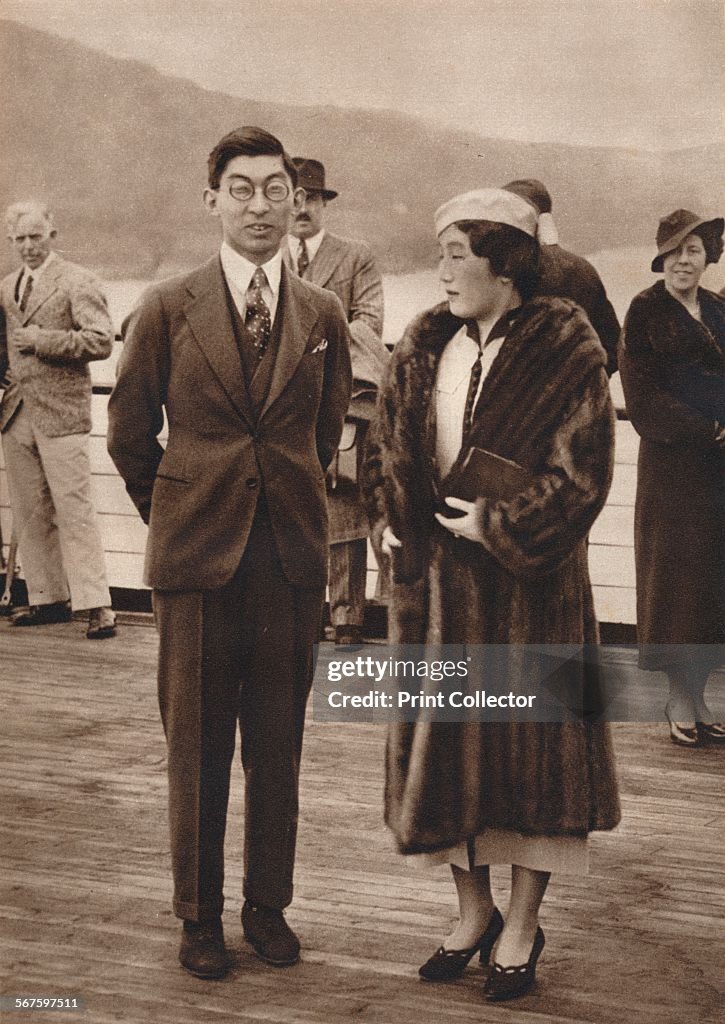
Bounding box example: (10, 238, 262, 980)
(207, 126, 298, 190)
(691, 222, 724, 265)
(455, 220, 540, 301)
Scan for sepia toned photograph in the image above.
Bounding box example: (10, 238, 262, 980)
(1, 2, 723, 1022)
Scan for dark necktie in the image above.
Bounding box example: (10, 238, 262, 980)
(245, 267, 272, 360)
(18, 273, 34, 313)
(462, 323, 482, 442)
(297, 239, 309, 277)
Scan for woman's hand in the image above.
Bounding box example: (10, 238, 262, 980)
(435, 497, 483, 543)
(714, 421, 725, 449)
(381, 525, 402, 556)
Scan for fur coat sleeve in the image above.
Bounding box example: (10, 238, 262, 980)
(363, 298, 615, 581)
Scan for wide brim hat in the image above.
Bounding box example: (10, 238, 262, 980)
(651, 209, 724, 272)
(292, 157, 338, 200)
(435, 188, 538, 238)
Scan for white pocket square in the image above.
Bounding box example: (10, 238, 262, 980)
(310, 339, 328, 354)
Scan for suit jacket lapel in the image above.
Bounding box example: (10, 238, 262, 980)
(184, 257, 255, 428)
(306, 233, 343, 289)
(260, 264, 318, 420)
(22, 260, 62, 324)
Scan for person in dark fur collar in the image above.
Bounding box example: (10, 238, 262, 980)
(619, 209, 725, 749)
(362, 189, 620, 1002)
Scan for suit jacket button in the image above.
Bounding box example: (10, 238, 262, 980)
(246, 477, 259, 490)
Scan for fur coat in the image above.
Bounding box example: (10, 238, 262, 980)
(619, 282, 724, 668)
(362, 297, 620, 853)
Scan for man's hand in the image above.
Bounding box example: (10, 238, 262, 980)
(381, 524, 402, 557)
(13, 325, 41, 354)
(715, 421, 725, 449)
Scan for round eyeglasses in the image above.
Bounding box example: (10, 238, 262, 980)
(226, 180, 291, 203)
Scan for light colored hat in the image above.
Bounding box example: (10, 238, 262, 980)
(434, 188, 538, 239)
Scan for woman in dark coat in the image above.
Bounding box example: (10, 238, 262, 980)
(363, 189, 620, 1001)
(619, 209, 725, 747)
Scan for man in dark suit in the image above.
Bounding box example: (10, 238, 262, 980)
(503, 179, 621, 375)
(287, 158, 388, 646)
(107, 127, 351, 979)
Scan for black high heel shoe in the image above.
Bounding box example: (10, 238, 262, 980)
(665, 703, 700, 748)
(484, 925, 545, 1002)
(696, 722, 725, 746)
(418, 906, 504, 981)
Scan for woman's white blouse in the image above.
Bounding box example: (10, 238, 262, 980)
(435, 323, 505, 478)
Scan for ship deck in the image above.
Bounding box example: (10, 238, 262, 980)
(1, 617, 724, 1024)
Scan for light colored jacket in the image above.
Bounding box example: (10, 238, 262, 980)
(0, 255, 113, 435)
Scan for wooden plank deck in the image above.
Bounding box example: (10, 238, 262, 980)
(1, 620, 724, 1024)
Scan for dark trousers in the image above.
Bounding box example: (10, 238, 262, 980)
(154, 514, 324, 922)
(328, 538, 367, 628)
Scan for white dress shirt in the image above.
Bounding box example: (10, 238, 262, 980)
(219, 242, 283, 323)
(287, 229, 325, 269)
(435, 317, 506, 478)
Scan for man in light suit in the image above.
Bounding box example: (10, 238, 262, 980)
(0, 201, 116, 638)
(107, 127, 351, 980)
(287, 158, 388, 646)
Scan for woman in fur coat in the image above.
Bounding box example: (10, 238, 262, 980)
(619, 209, 725, 749)
(362, 189, 620, 1002)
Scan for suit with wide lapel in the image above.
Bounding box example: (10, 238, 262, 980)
(109, 253, 351, 591)
(0, 255, 113, 436)
(19, 258, 63, 326)
(181, 257, 325, 429)
(299, 232, 349, 291)
(182, 256, 256, 431)
(109, 253, 352, 921)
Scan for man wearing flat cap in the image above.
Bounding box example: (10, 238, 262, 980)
(287, 157, 388, 647)
(503, 179, 621, 376)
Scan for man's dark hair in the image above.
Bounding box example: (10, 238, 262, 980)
(207, 126, 298, 190)
(456, 220, 540, 301)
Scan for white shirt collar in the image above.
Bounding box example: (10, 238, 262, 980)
(220, 242, 283, 321)
(220, 242, 282, 296)
(288, 229, 325, 265)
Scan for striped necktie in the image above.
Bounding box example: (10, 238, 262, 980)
(297, 239, 310, 277)
(245, 267, 272, 360)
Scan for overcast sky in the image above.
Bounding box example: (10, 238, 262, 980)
(4, 0, 724, 150)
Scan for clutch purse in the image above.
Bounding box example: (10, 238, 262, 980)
(444, 446, 533, 503)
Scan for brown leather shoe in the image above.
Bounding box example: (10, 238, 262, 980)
(242, 901, 300, 966)
(10, 602, 72, 627)
(179, 920, 228, 979)
(86, 607, 117, 639)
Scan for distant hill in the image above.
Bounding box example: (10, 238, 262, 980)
(1, 19, 723, 279)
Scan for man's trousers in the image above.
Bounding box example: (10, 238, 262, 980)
(153, 512, 324, 922)
(328, 538, 367, 629)
(2, 404, 111, 610)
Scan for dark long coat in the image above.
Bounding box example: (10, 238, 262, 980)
(619, 282, 725, 669)
(536, 244, 620, 376)
(363, 297, 621, 854)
